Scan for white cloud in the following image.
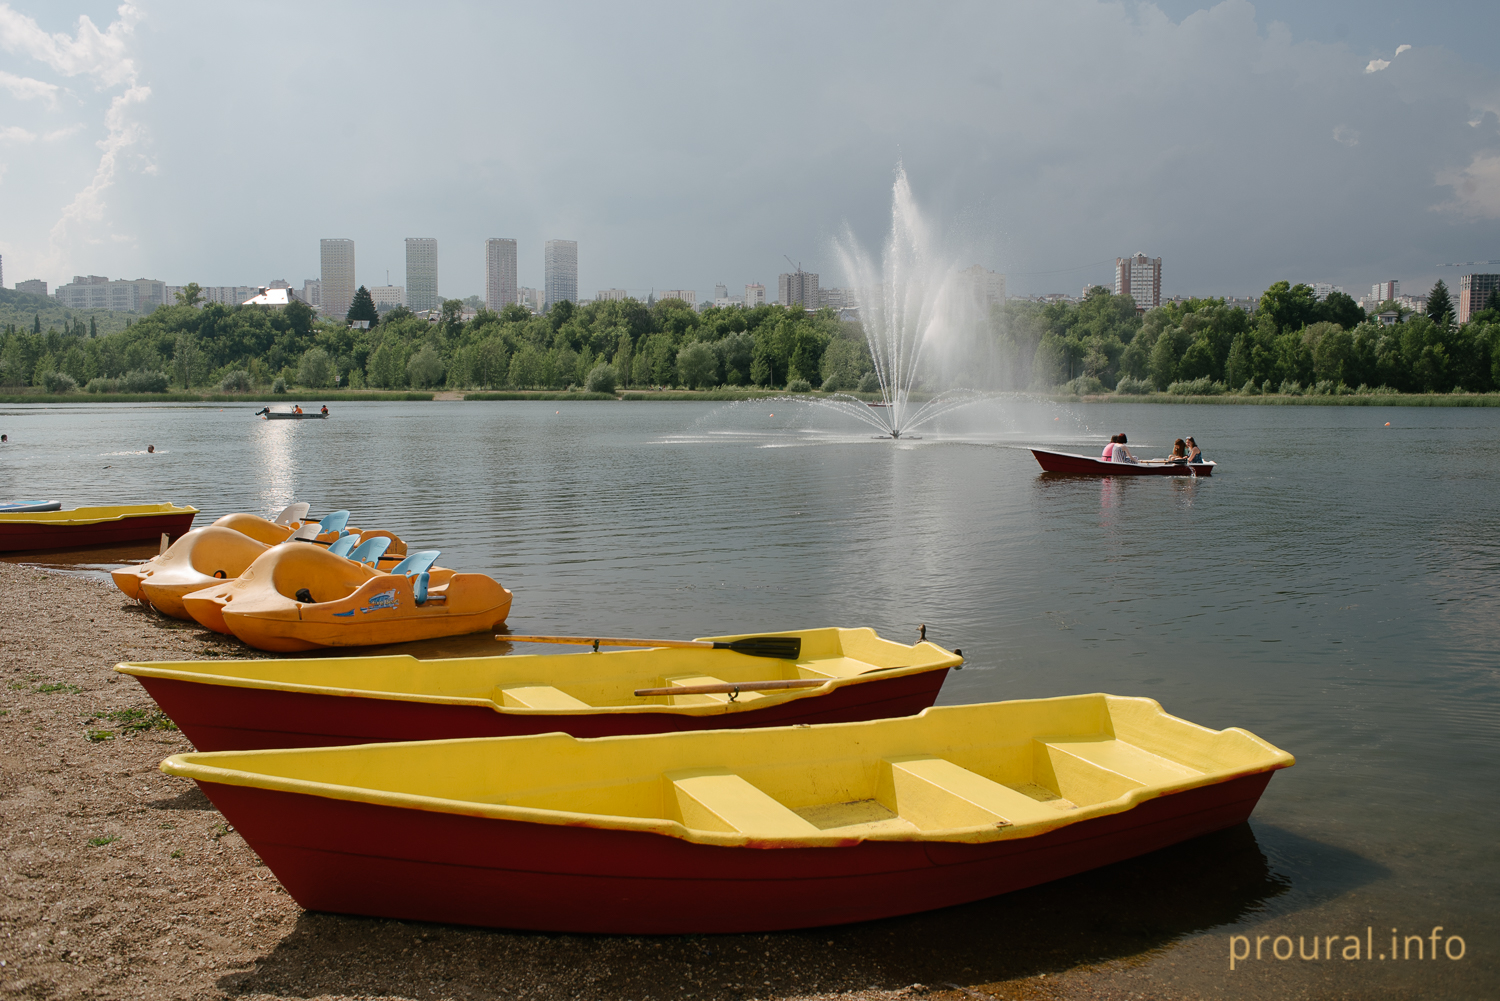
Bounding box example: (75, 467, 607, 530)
(0, 68, 58, 105)
(0, 3, 151, 273)
(1333, 125, 1359, 147)
(0, 125, 36, 142)
(42, 124, 83, 141)
(1366, 44, 1412, 74)
(0, 2, 141, 87)
(1435, 151, 1500, 220)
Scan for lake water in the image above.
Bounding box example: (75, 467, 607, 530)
(1, 397, 1495, 998)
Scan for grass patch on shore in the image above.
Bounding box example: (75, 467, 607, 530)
(32, 681, 82, 695)
(1053, 392, 1500, 407)
(84, 707, 177, 734)
(87, 834, 120, 847)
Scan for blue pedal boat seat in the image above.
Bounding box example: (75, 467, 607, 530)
(327, 534, 360, 558)
(389, 550, 440, 577)
(347, 535, 391, 566)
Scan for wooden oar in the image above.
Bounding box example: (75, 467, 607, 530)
(501, 634, 802, 660)
(634, 679, 825, 697)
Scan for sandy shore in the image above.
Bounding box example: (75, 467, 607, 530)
(0, 560, 1206, 1001)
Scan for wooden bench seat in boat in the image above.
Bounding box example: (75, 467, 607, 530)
(496, 686, 591, 710)
(667, 768, 820, 836)
(1034, 736, 1204, 806)
(663, 674, 768, 706)
(880, 755, 1067, 830)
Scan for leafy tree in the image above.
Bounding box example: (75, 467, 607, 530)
(1257, 281, 1318, 334)
(1426, 280, 1453, 328)
(676, 342, 719, 389)
(175, 282, 204, 308)
(406, 343, 445, 388)
(297, 347, 334, 388)
(366, 336, 407, 388)
(347, 286, 379, 326)
(585, 363, 618, 394)
(1315, 291, 1364, 330)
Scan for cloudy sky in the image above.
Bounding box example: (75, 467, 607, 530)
(2, 0, 1498, 302)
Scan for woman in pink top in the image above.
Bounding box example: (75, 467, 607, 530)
(1102, 433, 1122, 460)
(1111, 433, 1138, 463)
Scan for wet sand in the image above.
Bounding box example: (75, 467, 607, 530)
(1, 560, 1253, 1001)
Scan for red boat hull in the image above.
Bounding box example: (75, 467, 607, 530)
(192, 768, 1277, 933)
(135, 667, 952, 751)
(1030, 448, 1214, 476)
(0, 512, 197, 552)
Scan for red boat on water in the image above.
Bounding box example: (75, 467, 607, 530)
(1030, 448, 1215, 476)
(0, 503, 199, 553)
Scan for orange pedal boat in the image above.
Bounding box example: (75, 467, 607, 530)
(181, 543, 512, 652)
(112, 508, 408, 607)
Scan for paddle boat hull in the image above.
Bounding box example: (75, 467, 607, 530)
(0, 503, 198, 553)
(161, 696, 1292, 934)
(1031, 448, 1215, 476)
(181, 542, 511, 651)
(117, 627, 960, 750)
(260, 411, 327, 420)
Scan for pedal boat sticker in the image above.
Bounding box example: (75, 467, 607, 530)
(358, 589, 400, 614)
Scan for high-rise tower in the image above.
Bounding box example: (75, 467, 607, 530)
(544, 240, 578, 311)
(485, 239, 518, 310)
(1114, 253, 1161, 310)
(320, 239, 356, 320)
(405, 238, 439, 313)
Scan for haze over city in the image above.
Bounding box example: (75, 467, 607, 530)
(3, 0, 1499, 303)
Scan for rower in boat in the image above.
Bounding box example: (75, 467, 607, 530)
(320, 404, 328, 415)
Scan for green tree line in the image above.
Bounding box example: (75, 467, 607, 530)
(997, 279, 1500, 395)
(0, 285, 873, 394)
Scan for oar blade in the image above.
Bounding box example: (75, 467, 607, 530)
(720, 636, 802, 660)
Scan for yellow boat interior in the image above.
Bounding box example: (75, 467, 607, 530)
(120, 627, 961, 716)
(161, 694, 1293, 847)
(0, 502, 197, 525)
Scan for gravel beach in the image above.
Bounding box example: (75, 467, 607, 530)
(1, 561, 1207, 1001)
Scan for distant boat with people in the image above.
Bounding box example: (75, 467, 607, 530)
(256, 406, 328, 420)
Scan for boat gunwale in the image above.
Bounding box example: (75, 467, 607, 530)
(0, 502, 200, 527)
(115, 645, 960, 717)
(159, 695, 1294, 849)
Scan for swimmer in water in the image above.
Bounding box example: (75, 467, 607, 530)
(147, 445, 155, 453)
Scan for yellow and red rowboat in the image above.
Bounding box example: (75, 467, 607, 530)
(160, 694, 1293, 934)
(0, 503, 197, 553)
(116, 627, 961, 750)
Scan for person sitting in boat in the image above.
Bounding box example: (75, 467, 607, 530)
(1110, 433, 1139, 463)
(1185, 436, 1205, 463)
(1102, 433, 1123, 460)
(1166, 439, 1188, 463)
(293, 404, 303, 415)
(320, 404, 328, 415)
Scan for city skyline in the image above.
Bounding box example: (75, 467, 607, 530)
(1, 3, 1498, 304)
